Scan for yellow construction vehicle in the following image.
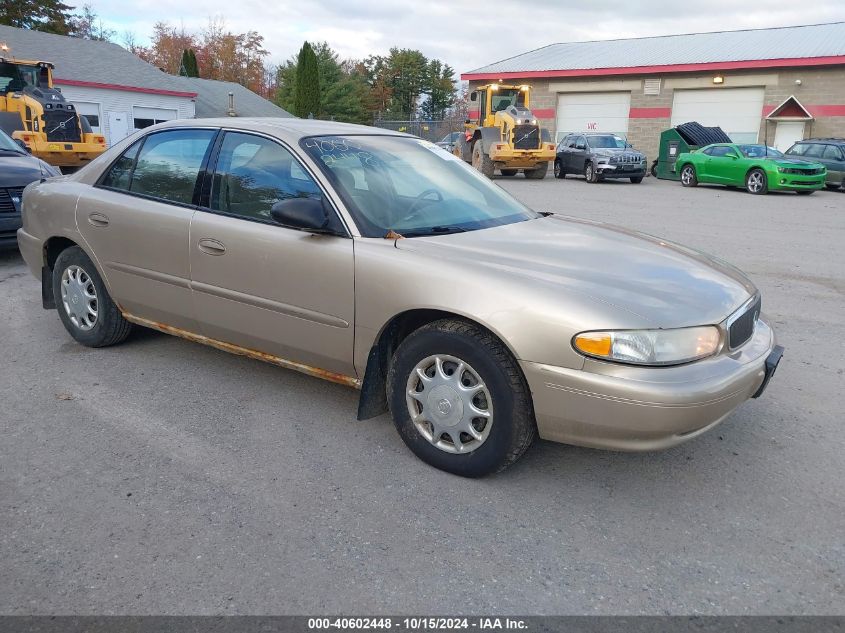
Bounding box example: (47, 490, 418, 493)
(0, 54, 106, 171)
(454, 83, 556, 179)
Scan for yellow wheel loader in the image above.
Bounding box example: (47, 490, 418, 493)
(0, 56, 106, 171)
(454, 84, 556, 179)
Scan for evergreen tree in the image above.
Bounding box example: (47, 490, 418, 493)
(294, 42, 320, 119)
(188, 49, 200, 76)
(1, 0, 75, 34)
(179, 48, 200, 77)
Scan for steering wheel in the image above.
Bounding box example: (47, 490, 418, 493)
(402, 189, 444, 223)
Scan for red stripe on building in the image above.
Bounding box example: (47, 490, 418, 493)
(629, 107, 671, 119)
(461, 55, 845, 81)
(54, 78, 198, 98)
(806, 104, 845, 117)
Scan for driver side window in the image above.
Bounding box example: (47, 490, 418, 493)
(210, 132, 321, 223)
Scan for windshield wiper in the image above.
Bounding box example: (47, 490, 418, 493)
(402, 225, 469, 238)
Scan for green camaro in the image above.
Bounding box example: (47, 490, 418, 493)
(677, 143, 826, 195)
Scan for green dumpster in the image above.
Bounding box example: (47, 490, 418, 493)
(652, 122, 732, 180)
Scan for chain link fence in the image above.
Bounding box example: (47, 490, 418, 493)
(371, 118, 463, 144)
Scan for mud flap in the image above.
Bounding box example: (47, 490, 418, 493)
(41, 265, 55, 309)
(357, 344, 389, 420)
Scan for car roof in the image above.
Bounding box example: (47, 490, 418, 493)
(796, 138, 845, 143)
(148, 117, 410, 143)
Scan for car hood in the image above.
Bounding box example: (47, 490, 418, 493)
(593, 147, 644, 157)
(396, 215, 756, 328)
(0, 153, 47, 188)
(769, 157, 824, 169)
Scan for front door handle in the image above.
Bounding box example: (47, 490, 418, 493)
(87, 212, 109, 227)
(198, 238, 226, 256)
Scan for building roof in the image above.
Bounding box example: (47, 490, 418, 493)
(0, 24, 196, 96)
(463, 22, 845, 80)
(176, 77, 292, 118)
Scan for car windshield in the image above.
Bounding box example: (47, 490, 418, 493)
(301, 135, 540, 238)
(0, 128, 24, 152)
(588, 135, 627, 149)
(738, 144, 783, 158)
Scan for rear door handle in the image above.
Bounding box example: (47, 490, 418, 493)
(87, 212, 109, 227)
(198, 238, 226, 256)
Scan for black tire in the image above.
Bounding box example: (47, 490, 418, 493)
(387, 319, 536, 477)
(523, 162, 548, 180)
(650, 160, 658, 178)
(745, 168, 768, 195)
(825, 183, 842, 191)
(52, 246, 132, 348)
(499, 169, 517, 177)
(630, 176, 643, 184)
(553, 159, 565, 179)
(796, 190, 814, 195)
(471, 142, 495, 179)
(680, 164, 698, 187)
(585, 162, 600, 183)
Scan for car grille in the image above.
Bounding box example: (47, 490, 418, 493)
(781, 167, 824, 175)
(512, 125, 540, 150)
(43, 109, 82, 143)
(0, 187, 24, 214)
(611, 153, 643, 164)
(728, 295, 761, 349)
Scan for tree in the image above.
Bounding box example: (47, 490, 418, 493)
(144, 22, 197, 74)
(69, 4, 115, 41)
(179, 48, 199, 77)
(294, 42, 320, 119)
(420, 60, 456, 120)
(1, 0, 75, 34)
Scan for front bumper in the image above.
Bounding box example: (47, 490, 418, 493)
(770, 174, 826, 191)
(522, 318, 779, 451)
(0, 213, 22, 247)
(489, 146, 555, 167)
(25, 139, 106, 168)
(596, 163, 647, 179)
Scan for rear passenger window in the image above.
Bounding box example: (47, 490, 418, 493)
(822, 145, 844, 161)
(210, 132, 321, 222)
(802, 144, 825, 159)
(100, 139, 142, 190)
(128, 129, 215, 204)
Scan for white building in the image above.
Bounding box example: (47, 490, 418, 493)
(0, 25, 291, 146)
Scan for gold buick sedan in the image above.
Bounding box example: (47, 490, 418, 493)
(17, 119, 783, 477)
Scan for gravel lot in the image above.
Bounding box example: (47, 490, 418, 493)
(1, 176, 843, 615)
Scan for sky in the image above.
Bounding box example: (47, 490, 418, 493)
(88, 0, 845, 73)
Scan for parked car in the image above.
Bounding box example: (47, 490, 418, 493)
(785, 138, 845, 191)
(436, 131, 462, 153)
(677, 143, 826, 194)
(17, 119, 782, 477)
(554, 133, 647, 183)
(0, 128, 60, 247)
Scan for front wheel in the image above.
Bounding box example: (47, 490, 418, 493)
(746, 168, 768, 195)
(650, 160, 658, 177)
(585, 162, 600, 183)
(387, 319, 536, 477)
(796, 190, 814, 196)
(630, 176, 643, 184)
(680, 164, 698, 187)
(553, 160, 565, 179)
(471, 142, 495, 179)
(52, 246, 132, 347)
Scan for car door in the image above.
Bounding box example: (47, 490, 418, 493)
(568, 136, 587, 174)
(78, 128, 217, 331)
(189, 130, 356, 377)
(700, 145, 734, 183)
(821, 144, 845, 186)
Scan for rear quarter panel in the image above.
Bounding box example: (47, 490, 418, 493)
(20, 180, 88, 275)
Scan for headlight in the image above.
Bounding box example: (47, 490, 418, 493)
(573, 326, 720, 366)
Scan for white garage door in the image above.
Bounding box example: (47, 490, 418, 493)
(132, 106, 178, 131)
(72, 101, 102, 133)
(556, 92, 631, 142)
(671, 88, 765, 144)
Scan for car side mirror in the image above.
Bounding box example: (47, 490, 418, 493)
(15, 139, 31, 153)
(270, 197, 341, 236)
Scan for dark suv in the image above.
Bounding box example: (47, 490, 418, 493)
(785, 138, 845, 191)
(555, 133, 647, 183)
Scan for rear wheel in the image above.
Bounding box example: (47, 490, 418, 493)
(553, 159, 565, 179)
(680, 164, 698, 187)
(746, 168, 768, 195)
(499, 169, 517, 177)
(630, 176, 643, 184)
(796, 190, 814, 195)
(585, 162, 599, 183)
(52, 246, 132, 348)
(523, 162, 548, 179)
(387, 319, 536, 477)
(471, 142, 495, 179)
